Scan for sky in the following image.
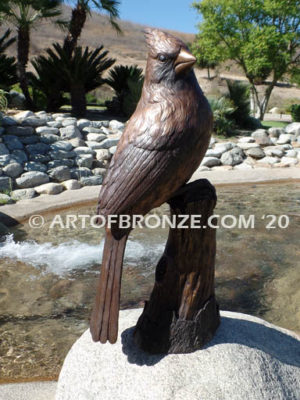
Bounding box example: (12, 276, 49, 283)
(118, 0, 201, 34)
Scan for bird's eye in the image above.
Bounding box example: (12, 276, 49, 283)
(158, 54, 167, 62)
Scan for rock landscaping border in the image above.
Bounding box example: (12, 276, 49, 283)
(0, 110, 299, 205)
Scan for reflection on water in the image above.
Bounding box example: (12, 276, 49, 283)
(0, 183, 299, 381)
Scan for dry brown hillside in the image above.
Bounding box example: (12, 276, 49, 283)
(1, 5, 299, 110)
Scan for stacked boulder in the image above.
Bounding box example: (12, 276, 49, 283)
(0, 111, 124, 201)
(201, 124, 300, 171)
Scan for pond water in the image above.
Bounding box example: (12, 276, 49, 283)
(0, 183, 299, 381)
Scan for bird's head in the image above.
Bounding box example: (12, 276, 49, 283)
(144, 28, 196, 85)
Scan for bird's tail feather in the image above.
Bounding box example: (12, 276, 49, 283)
(90, 229, 128, 344)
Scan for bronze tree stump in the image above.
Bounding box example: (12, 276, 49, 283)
(133, 179, 220, 354)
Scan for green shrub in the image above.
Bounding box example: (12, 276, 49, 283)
(290, 104, 300, 122)
(0, 89, 8, 112)
(29, 43, 115, 115)
(105, 65, 144, 118)
(209, 97, 236, 136)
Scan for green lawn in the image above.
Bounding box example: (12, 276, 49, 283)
(262, 121, 289, 129)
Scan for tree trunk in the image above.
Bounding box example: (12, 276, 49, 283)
(71, 82, 86, 117)
(63, 3, 87, 58)
(17, 27, 35, 110)
(134, 179, 220, 354)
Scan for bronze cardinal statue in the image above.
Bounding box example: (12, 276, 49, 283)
(90, 28, 213, 344)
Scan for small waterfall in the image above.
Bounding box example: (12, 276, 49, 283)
(0, 234, 164, 276)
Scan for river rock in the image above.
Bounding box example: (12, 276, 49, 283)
(95, 149, 110, 161)
(91, 120, 109, 128)
(47, 120, 62, 128)
(92, 168, 106, 176)
(257, 156, 280, 165)
(205, 148, 224, 158)
(75, 155, 93, 169)
(73, 147, 94, 155)
(234, 162, 253, 170)
(0, 143, 9, 156)
(14, 110, 35, 120)
(3, 135, 23, 150)
(48, 159, 75, 169)
(48, 166, 71, 182)
(285, 122, 300, 136)
(36, 126, 59, 135)
(6, 126, 34, 136)
(0, 155, 11, 167)
(237, 142, 260, 150)
(62, 179, 82, 190)
(21, 117, 47, 127)
(238, 136, 255, 143)
(200, 157, 222, 167)
(26, 142, 50, 155)
(60, 126, 82, 140)
(93, 135, 121, 149)
(2, 116, 17, 126)
(62, 118, 77, 127)
(29, 154, 50, 163)
(40, 133, 59, 144)
(268, 127, 284, 138)
(109, 120, 125, 131)
(35, 182, 64, 195)
(109, 146, 117, 155)
(82, 126, 103, 134)
(19, 135, 39, 144)
(285, 149, 297, 158)
(264, 146, 284, 158)
(280, 157, 298, 166)
(70, 168, 93, 179)
(0, 176, 12, 191)
(86, 141, 107, 150)
(68, 138, 86, 148)
(80, 175, 103, 186)
(11, 149, 28, 164)
(50, 141, 73, 152)
(16, 171, 49, 188)
(77, 119, 91, 131)
(11, 188, 36, 200)
(221, 147, 244, 166)
(86, 133, 106, 142)
(277, 134, 292, 145)
(3, 162, 23, 178)
(251, 129, 272, 146)
(49, 150, 76, 160)
(24, 161, 47, 173)
(214, 142, 234, 153)
(245, 147, 265, 159)
(56, 309, 300, 400)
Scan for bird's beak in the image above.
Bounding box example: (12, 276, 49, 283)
(174, 48, 196, 75)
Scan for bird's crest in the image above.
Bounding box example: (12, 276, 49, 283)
(143, 28, 185, 56)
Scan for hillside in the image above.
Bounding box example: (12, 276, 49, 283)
(1, 5, 299, 111)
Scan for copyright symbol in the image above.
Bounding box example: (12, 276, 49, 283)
(29, 215, 45, 229)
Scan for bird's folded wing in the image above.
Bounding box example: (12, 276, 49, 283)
(98, 103, 183, 216)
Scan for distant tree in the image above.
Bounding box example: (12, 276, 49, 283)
(63, 0, 121, 57)
(191, 37, 220, 80)
(192, 0, 300, 120)
(0, 0, 63, 109)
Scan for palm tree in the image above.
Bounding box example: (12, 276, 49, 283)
(63, 0, 121, 58)
(0, 29, 18, 91)
(30, 42, 115, 116)
(1, 0, 63, 109)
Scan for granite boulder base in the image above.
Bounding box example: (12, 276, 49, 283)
(56, 309, 300, 400)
